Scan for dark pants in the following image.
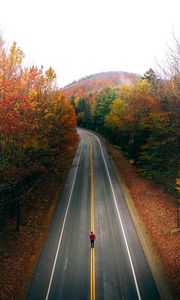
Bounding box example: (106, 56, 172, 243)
(90, 239, 94, 248)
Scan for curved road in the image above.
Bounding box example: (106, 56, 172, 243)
(26, 129, 160, 300)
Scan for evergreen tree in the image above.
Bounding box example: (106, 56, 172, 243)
(76, 97, 92, 128)
(94, 88, 117, 132)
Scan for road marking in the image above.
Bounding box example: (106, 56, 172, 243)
(45, 141, 84, 300)
(90, 250, 96, 300)
(89, 139, 96, 300)
(90, 140, 95, 232)
(89, 132, 142, 300)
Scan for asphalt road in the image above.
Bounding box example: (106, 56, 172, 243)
(26, 129, 161, 300)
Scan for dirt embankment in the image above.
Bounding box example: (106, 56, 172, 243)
(108, 144, 179, 300)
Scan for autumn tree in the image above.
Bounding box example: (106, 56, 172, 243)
(0, 38, 78, 194)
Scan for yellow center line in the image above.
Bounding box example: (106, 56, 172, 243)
(89, 139, 96, 300)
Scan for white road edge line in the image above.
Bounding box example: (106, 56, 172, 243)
(90, 131, 142, 300)
(45, 140, 84, 300)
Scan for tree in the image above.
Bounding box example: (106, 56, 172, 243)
(142, 68, 158, 82)
(139, 112, 178, 185)
(75, 97, 92, 128)
(142, 68, 160, 96)
(106, 98, 128, 131)
(0, 37, 78, 193)
(94, 88, 117, 132)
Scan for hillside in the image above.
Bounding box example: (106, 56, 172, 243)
(61, 71, 141, 97)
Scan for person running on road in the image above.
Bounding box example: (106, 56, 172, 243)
(89, 231, 96, 248)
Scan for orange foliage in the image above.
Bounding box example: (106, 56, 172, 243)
(0, 38, 78, 190)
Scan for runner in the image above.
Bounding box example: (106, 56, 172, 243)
(89, 231, 96, 248)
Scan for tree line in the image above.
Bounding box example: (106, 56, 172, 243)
(0, 38, 78, 201)
(72, 64, 180, 195)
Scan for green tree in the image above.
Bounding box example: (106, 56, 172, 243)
(75, 97, 92, 128)
(94, 88, 117, 133)
(142, 68, 160, 96)
(139, 111, 179, 192)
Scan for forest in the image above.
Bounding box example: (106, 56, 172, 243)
(0, 35, 179, 216)
(0, 34, 179, 300)
(68, 52, 180, 196)
(0, 38, 78, 212)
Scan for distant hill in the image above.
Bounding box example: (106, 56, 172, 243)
(61, 71, 141, 97)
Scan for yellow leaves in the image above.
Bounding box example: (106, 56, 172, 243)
(106, 98, 128, 130)
(110, 98, 128, 114)
(28, 89, 38, 98)
(120, 84, 132, 100)
(75, 96, 80, 106)
(8, 41, 24, 70)
(45, 67, 56, 80)
(176, 175, 180, 192)
(135, 79, 150, 93)
(176, 178, 180, 185)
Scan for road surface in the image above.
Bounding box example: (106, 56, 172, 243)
(26, 129, 160, 300)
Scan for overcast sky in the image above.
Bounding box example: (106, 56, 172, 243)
(0, 0, 180, 87)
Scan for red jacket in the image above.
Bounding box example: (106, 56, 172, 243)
(89, 233, 96, 240)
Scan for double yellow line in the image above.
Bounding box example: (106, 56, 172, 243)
(89, 139, 96, 300)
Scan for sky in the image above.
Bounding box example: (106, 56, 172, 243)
(0, 0, 180, 87)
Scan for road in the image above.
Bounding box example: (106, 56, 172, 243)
(26, 129, 161, 300)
